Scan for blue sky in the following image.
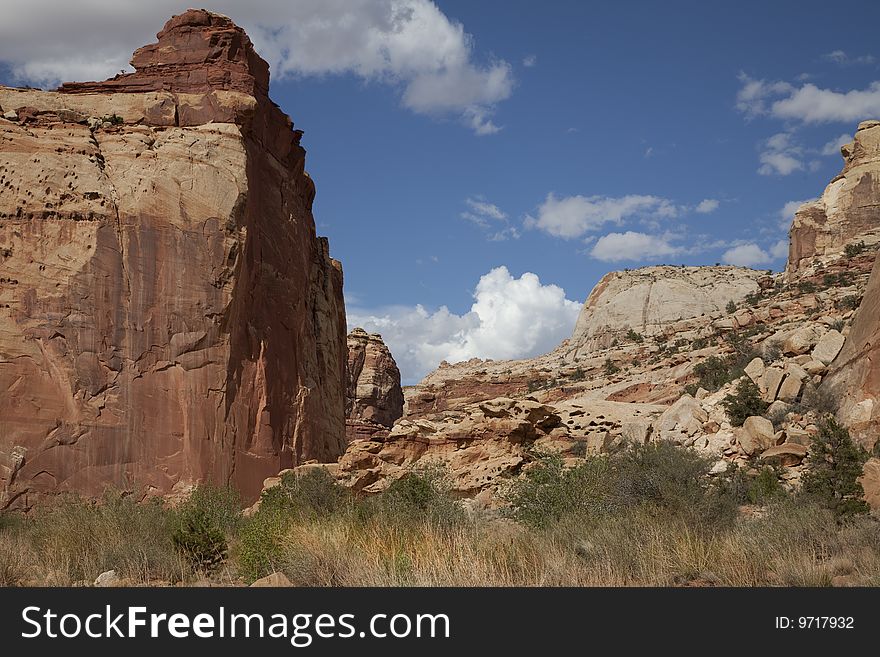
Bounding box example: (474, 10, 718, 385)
(2, 0, 879, 381)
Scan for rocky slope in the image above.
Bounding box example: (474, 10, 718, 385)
(345, 328, 403, 441)
(567, 266, 764, 356)
(0, 10, 347, 508)
(824, 252, 880, 448)
(316, 121, 879, 504)
(786, 120, 880, 277)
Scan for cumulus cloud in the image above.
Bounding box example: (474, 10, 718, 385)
(524, 193, 678, 239)
(347, 266, 581, 382)
(821, 132, 853, 156)
(694, 198, 720, 214)
(722, 243, 771, 267)
(0, 0, 513, 135)
(735, 73, 794, 118)
(770, 239, 789, 259)
(737, 73, 880, 124)
(779, 198, 815, 229)
(589, 231, 683, 262)
(757, 132, 804, 176)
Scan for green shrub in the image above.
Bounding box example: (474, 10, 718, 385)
(504, 443, 736, 531)
(569, 367, 586, 381)
(235, 469, 350, 582)
(844, 241, 867, 258)
(722, 379, 769, 427)
(797, 280, 817, 294)
(800, 418, 869, 520)
(171, 484, 240, 572)
(746, 466, 787, 504)
(603, 358, 619, 375)
(358, 467, 464, 529)
(503, 453, 609, 529)
(693, 356, 731, 391)
(726, 300, 737, 314)
(837, 295, 862, 311)
(691, 337, 708, 350)
(626, 328, 644, 343)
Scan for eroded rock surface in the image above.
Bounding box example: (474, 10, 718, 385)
(0, 10, 346, 508)
(345, 328, 403, 441)
(786, 120, 880, 276)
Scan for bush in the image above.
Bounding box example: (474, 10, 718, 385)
(692, 356, 730, 392)
(569, 367, 586, 381)
(358, 467, 464, 529)
(26, 492, 185, 584)
(603, 358, 619, 375)
(236, 469, 350, 582)
(171, 484, 241, 572)
(726, 300, 737, 314)
(503, 454, 609, 529)
(844, 241, 867, 258)
(797, 281, 817, 294)
(691, 337, 708, 350)
(837, 295, 862, 311)
(800, 418, 869, 520)
(626, 328, 644, 344)
(722, 379, 769, 427)
(504, 443, 737, 531)
(746, 466, 787, 504)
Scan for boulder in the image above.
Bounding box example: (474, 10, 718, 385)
(737, 416, 775, 455)
(859, 458, 880, 513)
(655, 395, 708, 444)
(250, 572, 293, 587)
(744, 357, 765, 384)
(811, 329, 845, 365)
(760, 367, 785, 402)
(760, 443, 808, 466)
(782, 324, 824, 356)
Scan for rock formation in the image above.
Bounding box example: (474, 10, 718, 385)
(345, 328, 403, 441)
(566, 266, 765, 357)
(823, 251, 880, 449)
(786, 120, 880, 277)
(0, 10, 347, 508)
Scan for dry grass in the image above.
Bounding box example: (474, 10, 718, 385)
(3, 451, 880, 587)
(256, 503, 880, 587)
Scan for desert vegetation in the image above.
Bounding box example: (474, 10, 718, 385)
(2, 430, 877, 588)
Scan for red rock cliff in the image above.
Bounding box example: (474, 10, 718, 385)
(345, 328, 403, 441)
(0, 10, 347, 508)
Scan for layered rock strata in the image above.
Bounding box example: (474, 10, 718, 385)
(0, 10, 346, 508)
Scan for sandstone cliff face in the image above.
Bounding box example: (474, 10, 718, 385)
(824, 252, 880, 449)
(566, 266, 764, 357)
(345, 328, 403, 441)
(0, 10, 346, 508)
(786, 120, 880, 277)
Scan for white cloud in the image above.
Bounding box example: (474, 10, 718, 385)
(0, 0, 513, 135)
(770, 239, 789, 259)
(461, 196, 518, 240)
(722, 243, 771, 267)
(779, 198, 815, 228)
(347, 266, 581, 382)
(757, 132, 804, 176)
(695, 198, 720, 214)
(589, 231, 683, 262)
(735, 73, 794, 118)
(524, 193, 678, 239)
(822, 50, 876, 66)
(821, 132, 852, 156)
(737, 74, 880, 124)
(522, 54, 537, 68)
